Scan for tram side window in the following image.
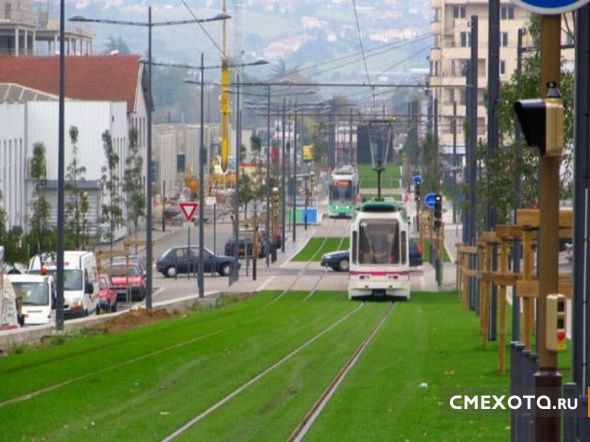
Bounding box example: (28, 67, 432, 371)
(401, 231, 407, 264)
(359, 220, 400, 264)
(352, 231, 357, 263)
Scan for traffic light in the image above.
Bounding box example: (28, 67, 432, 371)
(546, 294, 567, 351)
(434, 193, 442, 229)
(414, 183, 421, 202)
(513, 82, 563, 157)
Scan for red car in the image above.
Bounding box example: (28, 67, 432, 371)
(98, 274, 118, 313)
(106, 263, 146, 302)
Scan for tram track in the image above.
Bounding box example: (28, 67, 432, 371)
(268, 218, 349, 305)
(0, 291, 335, 408)
(160, 302, 366, 442)
(288, 302, 395, 441)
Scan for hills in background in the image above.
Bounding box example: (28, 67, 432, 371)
(60, 0, 431, 83)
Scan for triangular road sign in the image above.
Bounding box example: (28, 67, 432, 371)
(179, 202, 199, 222)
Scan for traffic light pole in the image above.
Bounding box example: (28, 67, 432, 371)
(535, 15, 561, 442)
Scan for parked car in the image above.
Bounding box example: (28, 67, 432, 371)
(156, 246, 239, 278)
(29, 251, 100, 317)
(321, 250, 350, 272)
(409, 238, 423, 267)
(105, 263, 146, 302)
(98, 273, 118, 312)
(111, 255, 147, 275)
(224, 238, 267, 258)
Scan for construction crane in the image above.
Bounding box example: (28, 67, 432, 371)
(219, 0, 231, 172)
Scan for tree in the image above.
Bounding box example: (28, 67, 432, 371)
(124, 127, 146, 236)
(101, 130, 123, 250)
(103, 35, 130, 54)
(475, 17, 575, 226)
(65, 126, 90, 249)
(25, 143, 55, 256)
(250, 133, 262, 162)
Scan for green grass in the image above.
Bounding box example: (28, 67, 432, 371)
(305, 292, 512, 441)
(0, 291, 356, 441)
(357, 164, 402, 190)
(421, 238, 452, 263)
(0, 290, 566, 441)
(292, 237, 350, 262)
(177, 299, 389, 441)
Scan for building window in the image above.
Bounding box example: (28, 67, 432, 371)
(501, 5, 515, 20)
(460, 32, 470, 48)
(500, 60, 506, 75)
(502, 32, 509, 47)
(433, 7, 441, 22)
(177, 154, 186, 173)
(5, 3, 11, 20)
(453, 6, 466, 19)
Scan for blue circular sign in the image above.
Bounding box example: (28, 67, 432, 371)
(412, 175, 423, 185)
(512, 0, 590, 14)
(424, 193, 437, 209)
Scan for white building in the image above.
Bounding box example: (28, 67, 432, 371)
(0, 99, 128, 240)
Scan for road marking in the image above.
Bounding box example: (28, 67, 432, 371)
(161, 303, 365, 442)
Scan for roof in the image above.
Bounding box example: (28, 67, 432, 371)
(360, 201, 399, 212)
(0, 55, 145, 113)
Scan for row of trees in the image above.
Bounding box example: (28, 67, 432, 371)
(0, 127, 145, 266)
(400, 18, 574, 230)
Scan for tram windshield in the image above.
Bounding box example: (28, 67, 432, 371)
(358, 219, 400, 264)
(331, 180, 353, 201)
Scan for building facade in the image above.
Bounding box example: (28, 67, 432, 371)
(0, 100, 129, 241)
(429, 1, 531, 154)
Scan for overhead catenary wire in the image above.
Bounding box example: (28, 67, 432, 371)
(180, 0, 225, 56)
(350, 0, 375, 106)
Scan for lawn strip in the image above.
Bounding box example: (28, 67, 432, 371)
(178, 301, 388, 441)
(292, 237, 350, 262)
(306, 293, 511, 441)
(0, 292, 283, 401)
(0, 292, 353, 441)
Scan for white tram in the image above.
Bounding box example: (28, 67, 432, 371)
(348, 201, 410, 300)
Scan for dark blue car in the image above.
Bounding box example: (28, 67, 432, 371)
(320, 250, 350, 272)
(321, 238, 423, 272)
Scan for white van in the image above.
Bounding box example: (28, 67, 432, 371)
(29, 251, 100, 316)
(7, 274, 55, 326)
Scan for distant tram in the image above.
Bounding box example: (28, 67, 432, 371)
(348, 201, 410, 300)
(328, 165, 358, 217)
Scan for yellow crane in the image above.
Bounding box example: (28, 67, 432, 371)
(219, 0, 231, 173)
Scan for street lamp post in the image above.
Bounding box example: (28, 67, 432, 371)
(198, 53, 205, 298)
(281, 97, 286, 254)
(292, 103, 298, 243)
(266, 84, 272, 267)
(69, 10, 229, 309)
(70, 6, 230, 310)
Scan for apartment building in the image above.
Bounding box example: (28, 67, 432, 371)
(429, 1, 531, 156)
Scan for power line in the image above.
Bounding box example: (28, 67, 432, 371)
(350, 0, 374, 105)
(180, 0, 224, 56)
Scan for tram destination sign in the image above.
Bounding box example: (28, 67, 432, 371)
(512, 0, 590, 14)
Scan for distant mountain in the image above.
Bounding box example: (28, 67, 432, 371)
(60, 0, 431, 83)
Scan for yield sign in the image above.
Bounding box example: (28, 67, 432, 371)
(179, 202, 199, 222)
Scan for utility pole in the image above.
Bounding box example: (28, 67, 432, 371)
(281, 97, 286, 253)
(292, 103, 297, 243)
(512, 28, 524, 342)
(265, 84, 271, 267)
(573, 3, 590, 398)
(452, 101, 457, 224)
(487, 0, 500, 342)
(349, 107, 354, 165)
(535, 15, 561, 441)
(467, 15, 478, 246)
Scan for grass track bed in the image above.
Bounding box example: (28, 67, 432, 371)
(305, 293, 511, 441)
(176, 301, 389, 441)
(0, 291, 355, 441)
(293, 237, 349, 262)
